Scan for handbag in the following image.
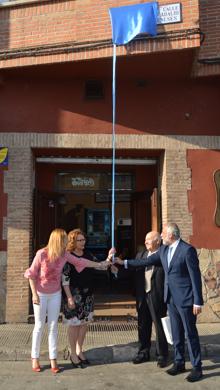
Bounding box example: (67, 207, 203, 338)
(161, 316, 173, 345)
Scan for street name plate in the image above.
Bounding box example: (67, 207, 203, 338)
(158, 3, 182, 25)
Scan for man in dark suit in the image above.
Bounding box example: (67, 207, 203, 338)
(130, 231, 168, 367)
(114, 223, 203, 383)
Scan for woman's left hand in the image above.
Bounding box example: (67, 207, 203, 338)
(32, 293, 40, 305)
(67, 297, 75, 309)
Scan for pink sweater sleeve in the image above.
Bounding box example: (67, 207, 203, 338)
(24, 250, 41, 280)
(64, 252, 91, 272)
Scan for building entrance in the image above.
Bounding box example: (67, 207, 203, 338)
(34, 156, 160, 316)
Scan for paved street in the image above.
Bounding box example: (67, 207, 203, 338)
(0, 358, 220, 390)
(0, 321, 219, 389)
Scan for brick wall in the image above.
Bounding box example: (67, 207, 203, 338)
(0, 0, 200, 68)
(0, 168, 7, 323)
(0, 169, 7, 251)
(194, 0, 220, 77)
(161, 149, 192, 240)
(0, 251, 7, 323)
(199, 0, 220, 60)
(4, 147, 34, 322)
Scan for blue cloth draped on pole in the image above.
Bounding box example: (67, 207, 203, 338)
(108, 2, 158, 259)
(109, 2, 158, 45)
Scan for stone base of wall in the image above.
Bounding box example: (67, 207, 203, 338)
(198, 249, 220, 323)
(0, 251, 7, 323)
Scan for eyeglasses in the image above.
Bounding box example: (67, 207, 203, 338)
(76, 238, 86, 242)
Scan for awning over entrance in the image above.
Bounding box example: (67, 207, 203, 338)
(36, 157, 157, 165)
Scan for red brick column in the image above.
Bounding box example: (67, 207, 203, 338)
(160, 149, 192, 241)
(5, 147, 33, 322)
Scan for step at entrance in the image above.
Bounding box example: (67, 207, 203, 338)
(94, 294, 136, 318)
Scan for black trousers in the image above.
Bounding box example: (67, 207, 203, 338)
(137, 293, 168, 357)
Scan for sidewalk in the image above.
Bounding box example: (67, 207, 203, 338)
(0, 321, 219, 362)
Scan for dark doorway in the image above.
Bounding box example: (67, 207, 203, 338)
(33, 190, 63, 251)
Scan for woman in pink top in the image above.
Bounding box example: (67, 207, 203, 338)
(24, 228, 107, 373)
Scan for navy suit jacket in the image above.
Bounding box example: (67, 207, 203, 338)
(127, 239, 203, 307)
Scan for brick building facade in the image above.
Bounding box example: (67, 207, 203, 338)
(0, 0, 220, 323)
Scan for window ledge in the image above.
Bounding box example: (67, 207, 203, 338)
(0, 0, 54, 8)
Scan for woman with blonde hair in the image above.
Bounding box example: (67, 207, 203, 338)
(62, 229, 112, 368)
(24, 228, 106, 373)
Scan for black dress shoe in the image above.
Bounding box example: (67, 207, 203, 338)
(157, 356, 168, 368)
(166, 363, 186, 376)
(132, 351, 150, 364)
(186, 368, 203, 382)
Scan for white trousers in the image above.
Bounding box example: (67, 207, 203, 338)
(31, 290, 61, 359)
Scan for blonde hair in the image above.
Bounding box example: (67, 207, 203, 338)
(66, 228, 85, 253)
(46, 228, 68, 262)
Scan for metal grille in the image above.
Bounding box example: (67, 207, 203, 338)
(85, 321, 139, 347)
(1, 321, 218, 350)
(89, 321, 138, 332)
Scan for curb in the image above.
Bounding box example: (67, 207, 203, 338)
(0, 343, 219, 362)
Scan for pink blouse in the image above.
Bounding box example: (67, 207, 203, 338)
(24, 248, 90, 294)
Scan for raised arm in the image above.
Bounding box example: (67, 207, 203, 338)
(114, 251, 161, 268)
(65, 252, 107, 272)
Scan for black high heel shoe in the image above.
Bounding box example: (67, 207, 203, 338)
(70, 356, 84, 369)
(77, 355, 90, 365)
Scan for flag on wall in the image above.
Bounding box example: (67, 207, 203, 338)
(108, 2, 158, 252)
(109, 2, 158, 45)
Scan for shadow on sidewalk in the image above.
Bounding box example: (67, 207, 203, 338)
(200, 333, 220, 345)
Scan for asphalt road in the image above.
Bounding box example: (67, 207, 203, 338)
(0, 358, 220, 390)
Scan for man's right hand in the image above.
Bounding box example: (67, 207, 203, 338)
(113, 257, 125, 265)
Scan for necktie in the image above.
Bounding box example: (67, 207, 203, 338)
(167, 246, 173, 267)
